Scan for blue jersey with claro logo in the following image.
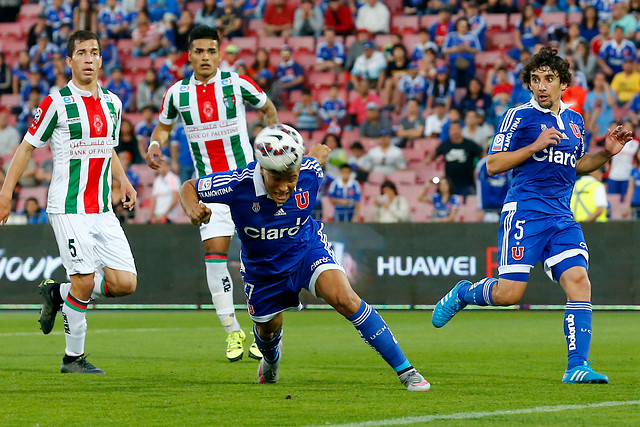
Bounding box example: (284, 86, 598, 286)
(489, 98, 586, 216)
(196, 157, 324, 281)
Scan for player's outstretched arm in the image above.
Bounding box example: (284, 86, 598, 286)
(309, 144, 331, 166)
(0, 140, 36, 225)
(487, 128, 563, 175)
(259, 98, 279, 126)
(179, 179, 212, 226)
(146, 122, 174, 170)
(576, 125, 633, 175)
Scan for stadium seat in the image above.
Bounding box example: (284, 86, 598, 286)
(391, 15, 419, 35)
(321, 196, 334, 222)
(277, 110, 296, 126)
(153, 56, 167, 70)
(258, 36, 286, 52)
(403, 147, 426, 163)
(125, 112, 144, 127)
(359, 202, 375, 222)
(361, 182, 380, 203)
(403, 34, 422, 51)
(117, 39, 135, 56)
(413, 138, 440, 154)
(296, 52, 318, 70)
(341, 128, 360, 146)
(19, 19, 36, 34)
(31, 146, 53, 167)
(540, 12, 567, 27)
(374, 34, 395, 49)
(607, 194, 627, 220)
(16, 187, 48, 212)
(246, 19, 263, 37)
(359, 137, 378, 151)
(386, 0, 403, 14)
(568, 12, 582, 25)
(344, 35, 357, 49)
(287, 36, 315, 53)
(484, 13, 508, 31)
(476, 51, 504, 69)
(124, 57, 152, 73)
(488, 32, 516, 50)
(308, 72, 336, 88)
(388, 170, 416, 185)
(2, 39, 27, 55)
(130, 164, 157, 188)
(412, 202, 434, 223)
(420, 14, 440, 29)
(185, 2, 203, 14)
(0, 23, 23, 40)
(0, 94, 20, 110)
(19, 3, 43, 20)
(230, 36, 258, 53)
(367, 172, 387, 185)
(456, 195, 479, 222)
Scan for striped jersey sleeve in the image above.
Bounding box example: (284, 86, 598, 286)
(158, 82, 182, 125)
(238, 74, 267, 109)
(24, 95, 59, 148)
(488, 104, 528, 154)
(301, 157, 324, 190)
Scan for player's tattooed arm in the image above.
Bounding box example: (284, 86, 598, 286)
(179, 179, 212, 226)
(260, 98, 279, 126)
(309, 144, 331, 166)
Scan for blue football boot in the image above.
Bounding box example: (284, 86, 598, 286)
(562, 361, 609, 384)
(432, 280, 470, 328)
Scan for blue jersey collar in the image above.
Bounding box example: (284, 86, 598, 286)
(529, 97, 569, 129)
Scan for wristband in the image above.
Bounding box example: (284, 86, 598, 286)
(149, 140, 160, 149)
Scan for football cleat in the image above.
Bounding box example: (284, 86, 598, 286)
(248, 337, 263, 360)
(562, 361, 609, 384)
(432, 280, 470, 328)
(61, 356, 105, 374)
(226, 329, 246, 362)
(257, 341, 282, 384)
(398, 368, 431, 391)
(38, 279, 61, 335)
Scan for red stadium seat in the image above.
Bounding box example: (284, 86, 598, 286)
(308, 72, 336, 88)
(568, 12, 582, 25)
(476, 50, 504, 69)
(31, 146, 53, 167)
(388, 170, 416, 185)
(456, 195, 479, 222)
(344, 35, 357, 49)
(0, 23, 23, 40)
(295, 52, 317, 70)
(2, 39, 27, 55)
(420, 15, 440, 29)
(277, 110, 296, 126)
(607, 194, 627, 220)
(540, 12, 567, 27)
(484, 13, 508, 31)
(367, 172, 386, 185)
(0, 94, 21, 110)
(287, 36, 315, 53)
(185, 2, 203, 14)
(124, 56, 153, 73)
(488, 32, 516, 50)
(374, 34, 395, 49)
(229, 36, 258, 53)
(16, 187, 48, 212)
(19, 3, 43, 20)
(321, 196, 334, 222)
(246, 19, 263, 37)
(391, 15, 419, 35)
(258, 36, 286, 52)
(19, 19, 36, 33)
(117, 39, 135, 56)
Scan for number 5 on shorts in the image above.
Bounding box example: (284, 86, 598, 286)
(68, 239, 77, 257)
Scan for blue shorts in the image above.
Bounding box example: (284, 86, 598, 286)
(497, 202, 589, 282)
(607, 179, 628, 197)
(242, 238, 345, 323)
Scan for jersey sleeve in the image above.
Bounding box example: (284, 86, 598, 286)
(488, 107, 523, 154)
(24, 95, 58, 148)
(301, 157, 324, 191)
(195, 169, 241, 204)
(158, 84, 180, 125)
(238, 74, 268, 109)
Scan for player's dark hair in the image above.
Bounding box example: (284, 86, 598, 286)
(522, 46, 572, 88)
(67, 30, 101, 58)
(189, 25, 220, 51)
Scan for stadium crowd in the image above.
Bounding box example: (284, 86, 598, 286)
(2, 0, 640, 224)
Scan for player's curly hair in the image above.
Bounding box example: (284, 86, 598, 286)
(521, 46, 572, 88)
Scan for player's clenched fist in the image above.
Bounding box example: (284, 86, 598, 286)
(188, 202, 212, 225)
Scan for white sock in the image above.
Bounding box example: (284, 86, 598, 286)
(61, 293, 89, 357)
(90, 270, 107, 301)
(205, 258, 241, 334)
(59, 282, 71, 300)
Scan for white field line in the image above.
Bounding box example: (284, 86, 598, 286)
(326, 400, 640, 426)
(0, 327, 208, 337)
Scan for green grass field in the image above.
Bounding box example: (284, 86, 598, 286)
(0, 310, 638, 426)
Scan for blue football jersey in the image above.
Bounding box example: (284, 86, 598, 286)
(195, 157, 324, 281)
(488, 98, 586, 215)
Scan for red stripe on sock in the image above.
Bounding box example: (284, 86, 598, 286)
(205, 254, 228, 260)
(66, 295, 88, 310)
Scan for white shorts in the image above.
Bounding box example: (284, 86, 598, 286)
(49, 212, 137, 276)
(199, 202, 235, 241)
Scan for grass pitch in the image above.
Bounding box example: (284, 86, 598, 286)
(0, 310, 638, 426)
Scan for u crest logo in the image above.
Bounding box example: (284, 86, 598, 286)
(569, 123, 581, 138)
(512, 246, 524, 260)
(295, 191, 309, 209)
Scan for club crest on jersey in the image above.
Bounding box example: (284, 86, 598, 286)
(569, 123, 581, 138)
(252, 202, 260, 213)
(295, 191, 310, 209)
(202, 101, 214, 120)
(93, 115, 104, 134)
(512, 246, 524, 260)
(223, 95, 236, 109)
(197, 177, 212, 191)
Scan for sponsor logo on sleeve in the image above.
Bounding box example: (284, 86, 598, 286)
(490, 134, 505, 152)
(197, 177, 212, 192)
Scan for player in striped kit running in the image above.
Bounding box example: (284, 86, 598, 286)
(0, 31, 138, 373)
(145, 25, 279, 362)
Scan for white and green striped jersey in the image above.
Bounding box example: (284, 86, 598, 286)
(24, 81, 122, 214)
(159, 70, 267, 177)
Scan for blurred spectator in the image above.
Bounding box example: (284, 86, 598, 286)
(364, 130, 406, 174)
(609, 1, 636, 37)
(242, 0, 266, 20)
(248, 48, 275, 92)
(169, 123, 193, 182)
(20, 70, 49, 106)
(27, 13, 53, 49)
(0, 53, 12, 95)
(359, 103, 392, 138)
(52, 20, 72, 51)
(607, 120, 639, 200)
(418, 176, 460, 222)
(348, 141, 369, 183)
(458, 77, 491, 116)
(559, 23, 587, 58)
(215, 0, 244, 39)
(570, 168, 608, 222)
(345, 29, 370, 72)
(379, 44, 409, 109)
(355, 0, 390, 35)
(45, 0, 73, 31)
(135, 105, 159, 156)
(99, 38, 121, 76)
(590, 21, 610, 56)
(426, 66, 455, 112)
(624, 150, 640, 219)
(325, 0, 356, 37)
(43, 52, 71, 86)
(149, 159, 180, 224)
(562, 75, 587, 116)
(74, 0, 98, 33)
(105, 67, 134, 112)
(426, 120, 482, 196)
(328, 163, 361, 222)
(112, 151, 138, 223)
(475, 156, 511, 222)
(424, 101, 447, 137)
(397, 62, 426, 108)
(597, 25, 636, 79)
(430, 6, 453, 48)
(116, 118, 142, 164)
(319, 84, 347, 129)
(611, 59, 640, 107)
(462, 109, 493, 149)
(514, 4, 543, 54)
(629, 91, 640, 126)
(404, 0, 427, 16)
(262, 0, 295, 37)
(486, 66, 514, 98)
(170, 9, 196, 52)
(442, 17, 481, 88)
(3, 155, 37, 189)
(487, 91, 513, 130)
(580, 5, 600, 41)
(371, 180, 410, 223)
(0, 110, 20, 157)
(272, 45, 305, 105)
(293, 88, 319, 133)
(410, 27, 439, 61)
(98, 0, 132, 40)
(510, 78, 531, 107)
(315, 28, 346, 72)
(35, 157, 53, 187)
(148, 0, 180, 23)
(573, 40, 598, 84)
(132, 10, 171, 58)
(322, 133, 349, 178)
(396, 99, 425, 148)
(479, 0, 515, 14)
(439, 107, 461, 143)
(349, 78, 381, 126)
(195, 0, 218, 28)
(219, 44, 245, 72)
(464, 0, 486, 49)
(51, 73, 70, 94)
(17, 88, 42, 137)
(584, 72, 616, 144)
(21, 197, 48, 225)
(29, 32, 60, 74)
(350, 40, 387, 89)
(294, 0, 323, 37)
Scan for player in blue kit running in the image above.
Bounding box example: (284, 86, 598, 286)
(432, 47, 633, 384)
(179, 124, 430, 391)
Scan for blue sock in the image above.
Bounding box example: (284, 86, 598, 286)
(346, 300, 411, 373)
(564, 301, 592, 370)
(253, 325, 282, 363)
(458, 277, 496, 306)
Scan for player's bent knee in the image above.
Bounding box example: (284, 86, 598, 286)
(110, 273, 137, 296)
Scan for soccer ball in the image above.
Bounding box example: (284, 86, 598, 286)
(254, 124, 305, 172)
